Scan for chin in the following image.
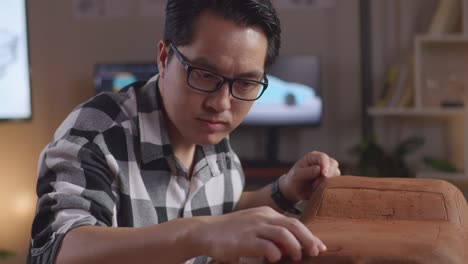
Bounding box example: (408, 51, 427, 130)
(195, 133, 226, 145)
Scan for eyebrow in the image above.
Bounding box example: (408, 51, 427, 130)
(189, 56, 264, 80)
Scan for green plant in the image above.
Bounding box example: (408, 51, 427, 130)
(349, 135, 425, 177)
(423, 157, 458, 173)
(0, 249, 14, 260)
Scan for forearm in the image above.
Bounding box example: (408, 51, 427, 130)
(235, 174, 304, 213)
(235, 181, 285, 213)
(56, 217, 205, 264)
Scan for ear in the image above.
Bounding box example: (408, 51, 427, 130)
(157, 40, 169, 79)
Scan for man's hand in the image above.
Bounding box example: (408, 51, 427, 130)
(280, 151, 340, 203)
(194, 206, 327, 263)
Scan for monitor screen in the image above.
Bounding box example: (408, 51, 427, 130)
(0, 0, 31, 121)
(94, 63, 158, 94)
(94, 57, 322, 127)
(242, 54, 322, 126)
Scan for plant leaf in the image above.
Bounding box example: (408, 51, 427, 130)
(0, 250, 14, 260)
(393, 136, 425, 157)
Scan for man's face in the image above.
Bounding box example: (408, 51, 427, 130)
(158, 10, 268, 146)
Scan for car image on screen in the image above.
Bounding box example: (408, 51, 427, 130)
(242, 74, 322, 126)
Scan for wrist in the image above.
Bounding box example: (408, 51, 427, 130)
(271, 177, 301, 215)
(278, 174, 299, 203)
(178, 217, 209, 257)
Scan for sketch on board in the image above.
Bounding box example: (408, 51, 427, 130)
(0, 0, 31, 120)
(0, 30, 18, 78)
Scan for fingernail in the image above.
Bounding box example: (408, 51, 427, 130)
(321, 244, 327, 251)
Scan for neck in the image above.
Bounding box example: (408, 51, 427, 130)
(158, 79, 196, 174)
(173, 139, 197, 172)
(166, 118, 197, 174)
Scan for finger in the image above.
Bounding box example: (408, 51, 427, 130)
(321, 158, 339, 178)
(328, 158, 340, 176)
(334, 167, 341, 177)
(311, 175, 325, 190)
(257, 225, 303, 261)
(309, 239, 327, 256)
(293, 166, 321, 181)
(274, 217, 327, 257)
(322, 156, 340, 178)
(305, 152, 334, 177)
(248, 238, 282, 263)
(322, 156, 336, 177)
(262, 215, 327, 257)
(322, 157, 340, 178)
(304, 151, 329, 167)
(330, 158, 339, 170)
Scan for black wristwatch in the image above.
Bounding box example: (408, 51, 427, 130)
(271, 178, 301, 215)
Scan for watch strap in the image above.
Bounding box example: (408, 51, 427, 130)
(271, 178, 301, 215)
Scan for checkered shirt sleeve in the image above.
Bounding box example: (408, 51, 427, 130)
(28, 78, 245, 264)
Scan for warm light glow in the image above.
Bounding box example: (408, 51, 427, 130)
(13, 192, 36, 219)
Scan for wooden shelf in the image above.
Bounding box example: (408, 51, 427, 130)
(367, 1, 468, 181)
(415, 171, 466, 180)
(368, 107, 465, 117)
(415, 35, 468, 108)
(369, 106, 468, 179)
(415, 34, 468, 43)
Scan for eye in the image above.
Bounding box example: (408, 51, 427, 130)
(235, 81, 260, 93)
(240, 81, 258, 88)
(193, 69, 217, 80)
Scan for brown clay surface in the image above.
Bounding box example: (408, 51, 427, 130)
(283, 176, 468, 264)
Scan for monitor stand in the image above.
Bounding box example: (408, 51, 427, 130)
(242, 127, 294, 188)
(266, 126, 282, 165)
(240, 126, 289, 167)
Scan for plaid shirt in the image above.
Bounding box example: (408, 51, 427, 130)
(28, 76, 245, 264)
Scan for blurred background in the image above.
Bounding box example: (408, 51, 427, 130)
(3, 0, 468, 262)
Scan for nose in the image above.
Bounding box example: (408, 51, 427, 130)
(204, 81, 232, 112)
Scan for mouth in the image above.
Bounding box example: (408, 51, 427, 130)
(202, 119, 227, 124)
(196, 118, 229, 132)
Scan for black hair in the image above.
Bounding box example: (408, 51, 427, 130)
(163, 0, 281, 67)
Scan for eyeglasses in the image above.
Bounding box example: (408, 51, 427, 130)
(169, 43, 268, 101)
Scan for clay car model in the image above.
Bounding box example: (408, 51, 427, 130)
(288, 176, 468, 264)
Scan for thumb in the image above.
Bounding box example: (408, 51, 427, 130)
(289, 166, 325, 201)
(293, 165, 321, 181)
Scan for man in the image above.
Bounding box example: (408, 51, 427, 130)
(29, 1, 340, 263)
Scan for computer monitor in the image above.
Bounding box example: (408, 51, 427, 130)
(235, 54, 322, 165)
(94, 57, 322, 128)
(94, 63, 158, 94)
(242, 54, 322, 126)
(0, 0, 31, 121)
